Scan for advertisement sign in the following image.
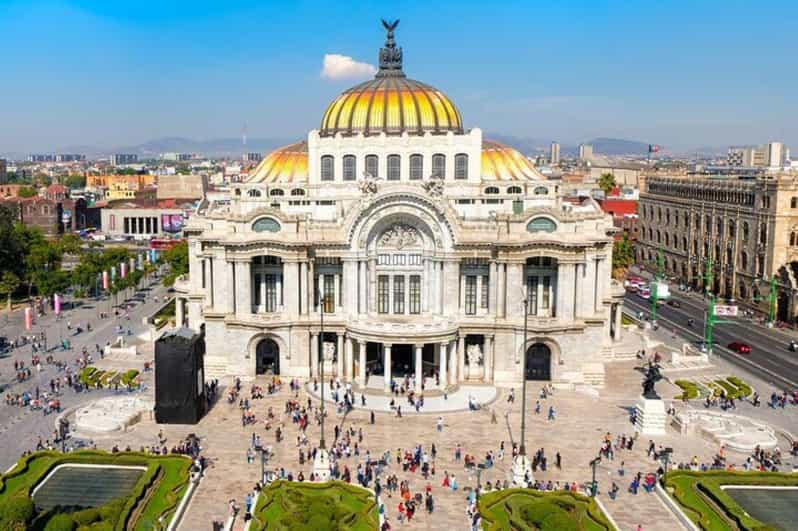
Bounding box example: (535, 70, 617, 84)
(160, 214, 184, 234)
(120, 262, 127, 278)
(54, 294, 61, 315)
(714, 305, 739, 317)
(24, 307, 32, 330)
(102, 271, 109, 290)
(111, 266, 116, 281)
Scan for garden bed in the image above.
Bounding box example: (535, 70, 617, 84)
(663, 470, 798, 531)
(0, 450, 192, 530)
(80, 367, 140, 389)
(477, 488, 613, 530)
(250, 480, 378, 531)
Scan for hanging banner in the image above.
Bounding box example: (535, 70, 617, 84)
(111, 266, 116, 281)
(120, 263, 127, 278)
(137, 254, 143, 269)
(102, 270, 109, 290)
(54, 294, 62, 315)
(130, 257, 136, 272)
(24, 307, 33, 330)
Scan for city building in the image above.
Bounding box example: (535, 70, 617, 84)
(111, 154, 139, 166)
(28, 154, 55, 162)
(100, 199, 193, 240)
(55, 154, 86, 163)
(156, 174, 207, 201)
(596, 197, 638, 240)
(0, 197, 63, 237)
(727, 142, 785, 168)
(549, 141, 560, 165)
(162, 152, 193, 162)
(578, 144, 593, 162)
(637, 174, 798, 321)
(178, 23, 624, 387)
(0, 158, 6, 184)
(245, 152, 263, 162)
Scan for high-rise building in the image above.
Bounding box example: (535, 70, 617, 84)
(162, 152, 193, 162)
(549, 141, 560, 165)
(245, 152, 263, 162)
(111, 154, 139, 166)
(0, 159, 6, 184)
(727, 142, 784, 168)
(578, 144, 593, 162)
(767, 142, 784, 168)
(55, 154, 85, 162)
(28, 154, 55, 162)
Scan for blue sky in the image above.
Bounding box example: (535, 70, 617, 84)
(1, 0, 795, 153)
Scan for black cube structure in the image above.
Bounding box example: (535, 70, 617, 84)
(155, 327, 206, 424)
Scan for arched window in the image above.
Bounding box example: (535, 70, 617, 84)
(716, 218, 723, 235)
(656, 230, 661, 243)
(387, 154, 401, 180)
(484, 186, 500, 195)
(290, 188, 305, 196)
(759, 224, 767, 245)
(252, 217, 281, 233)
(792, 197, 798, 209)
(409, 154, 423, 180)
(728, 220, 735, 238)
(742, 221, 749, 241)
(432, 154, 445, 178)
(682, 237, 687, 251)
(365, 155, 378, 178)
(664, 233, 670, 247)
(791, 232, 796, 246)
(507, 186, 522, 194)
(526, 217, 556, 233)
(533, 186, 549, 195)
(693, 240, 698, 254)
(665, 209, 670, 224)
(695, 214, 700, 230)
(320, 155, 334, 181)
(269, 189, 284, 196)
(234, 188, 241, 196)
(454, 153, 468, 179)
(247, 189, 261, 197)
(343, 155, 356, 181)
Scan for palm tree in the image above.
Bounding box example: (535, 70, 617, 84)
(597, 173, 617, 195)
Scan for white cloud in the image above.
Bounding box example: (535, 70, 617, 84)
(320, 54, 377, 81)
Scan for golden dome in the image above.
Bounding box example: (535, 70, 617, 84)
(247, 141, 308, 184)
(320, 77, 463, 137)
(320, 20, 462, 137)
(481, 140, 543, 181)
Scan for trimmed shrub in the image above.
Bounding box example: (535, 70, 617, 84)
(43, 514, 76, 531)
(674, 379, 699, 400)
(0, 492, 35, 530)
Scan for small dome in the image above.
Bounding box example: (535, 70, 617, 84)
(481, 140, 543, 181)
(247, 141, 308, 184)
(320, 77, 463, 137)
(319, 20, 463, 137)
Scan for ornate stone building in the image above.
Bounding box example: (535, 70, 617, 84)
(179, 23, 623, 388)
(638, 174, 798, 321)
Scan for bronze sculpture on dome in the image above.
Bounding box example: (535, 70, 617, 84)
(378, 19, 404, 76)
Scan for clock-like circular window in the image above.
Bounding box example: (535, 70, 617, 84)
(526, 217, 556, 233)
(252, 217, 281, 233)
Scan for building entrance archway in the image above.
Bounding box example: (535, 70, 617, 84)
(525, 343, 551, 381)
(255, 338, 280, 375)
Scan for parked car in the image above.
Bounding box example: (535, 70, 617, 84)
(727, 342, 751, 354)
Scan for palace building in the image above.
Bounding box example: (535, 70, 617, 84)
(179, 22, 624, 389)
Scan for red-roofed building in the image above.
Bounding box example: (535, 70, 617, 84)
(597, 198, 638, 240)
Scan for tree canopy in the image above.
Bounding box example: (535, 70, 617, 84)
(161, 241, 188, 286)
(612, 233, 634, 279)
(597, 173, 617, 195)
(64, 175, 87, 189)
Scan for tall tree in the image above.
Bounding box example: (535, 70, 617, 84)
(161, 241, 189, 286)
(0, 271, 20, 311)
(612, 233, 634, 279)
(597, 173, 617, 195)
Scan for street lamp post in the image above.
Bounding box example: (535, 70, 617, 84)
(312, 293, 331, 482)
(511, 296, 533, 486)
(589, 455, 601, 497)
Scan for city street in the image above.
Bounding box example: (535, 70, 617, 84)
(625, 288, 798, 389)
(0, 279, 169, 469)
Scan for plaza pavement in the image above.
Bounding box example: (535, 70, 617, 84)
(72, 355, 796, 531)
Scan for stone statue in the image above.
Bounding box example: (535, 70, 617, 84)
(322, 341, 336, 362)
(422, 177, 444, 198)
(642, 363, 662, 399)
(359, 172, 379, 196)
(467, 344, 483, 366)
(379, 224, 419, 250)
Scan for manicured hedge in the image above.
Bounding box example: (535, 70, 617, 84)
(0, 451, 192, 531)
(674, 379, 700, 400)
(663, 470, 798, 531)
(727, 376, 752, 398)
(477, 488, 613, 531)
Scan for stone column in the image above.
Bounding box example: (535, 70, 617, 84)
(299, 261, 308, 315)
(505, 262, 524, 319)
(234, 260, 252, 315)
(484, 335, 494, 383)
(358, 340, 367, 386)
(438, 342, 447, 388)
(175, 298, 185, 326)
(457, 335, 466, 383)
(489, 261, 498, 315)
(443, 260, 459, 315)
(415, 344, 423, 390)
(447, 340, 457, 386)
(421, 259, 429, 313)
(308, 260, 315, 313)
(614, 303, 623, 342)
(497, 262, 506, 318)
(383, 343, 392, 390)
(336, 334, 344, 378)
(284, 261, 299, 315)
(358, 260, 367, 315)
(555, 262, 575, 321)
(310, 332, 319, 378)
(577, 258, 597, 317)
(368, 258, 377, 314)
(344, 336, 353, 381)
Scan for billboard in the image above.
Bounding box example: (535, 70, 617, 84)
(160, 214, 184, 234)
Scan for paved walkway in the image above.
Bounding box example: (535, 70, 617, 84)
(305, 382, 498, 413)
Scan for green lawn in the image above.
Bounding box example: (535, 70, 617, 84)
(663, 470, 798, 531)
(0, 450, 192, 531)
(250, 480, 379, 531)
(478, 488, 614, 531)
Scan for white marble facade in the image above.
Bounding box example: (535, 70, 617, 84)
(178, 24, 625, 389)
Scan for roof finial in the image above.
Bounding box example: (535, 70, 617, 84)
(377, 19, 404, 77)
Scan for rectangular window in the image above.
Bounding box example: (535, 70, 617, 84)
(320, 155, 334, 181)
(387, 155, 400, 180)
(464, 275, 477, 315)
(323, 275, 335, 313)
(264, 274, 277, 312)
(527, 276, 539, 315)
(432, 154, 445, 178)
(343, 155, 356, 181)
(409, 155, 423, 180)
(253, 274, 261, 307)
(393, 276, 405, 314)
(455, 154, 468, 179)
(409, 275, 421, 314)
(378, 254, 390, 265)
(201, 261, 206, 289)
(365, 155, 378, 178)
(542, 276, 550, 309)
(409, 254, 421, 265)
(378, 275, 390, 314)
(481, 275, 489, 309)
(394, 254, 405, 265)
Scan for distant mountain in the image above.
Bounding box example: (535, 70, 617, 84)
(484, 134, 655, 157)
(585, 137, 651, 156)
(54, 136, 299, 159)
